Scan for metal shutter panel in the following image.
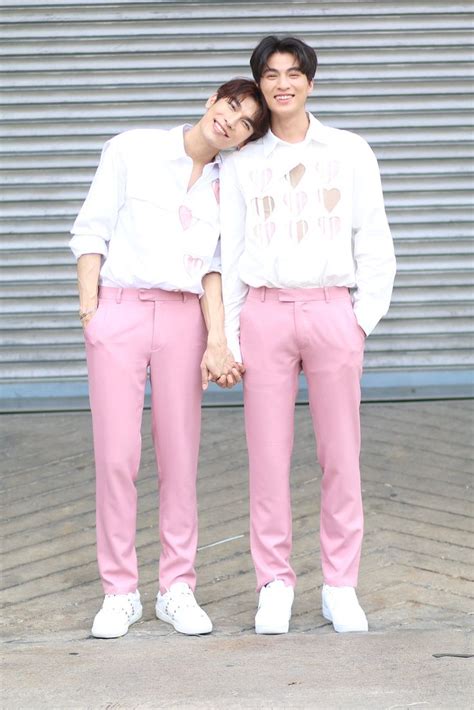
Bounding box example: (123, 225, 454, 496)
(1, 1, 472, 406)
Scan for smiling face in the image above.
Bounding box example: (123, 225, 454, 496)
(259, 51, 313, 119)
(201, 94, 260, 150)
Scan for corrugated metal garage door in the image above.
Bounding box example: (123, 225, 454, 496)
(1, 0, 473, 407)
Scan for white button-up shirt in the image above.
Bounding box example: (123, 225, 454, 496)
(220, 113, 396, 361)
(70, 126, 222, 293)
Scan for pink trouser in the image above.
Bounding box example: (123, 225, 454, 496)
(240, 286, 365, 591)
(84, 286, 206, 594)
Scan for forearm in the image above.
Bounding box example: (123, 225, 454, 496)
(77, 254, 101, 323)
(219, 155, 248, 363)
(199, 271, 244, 389)
(200, 272, 226, 346)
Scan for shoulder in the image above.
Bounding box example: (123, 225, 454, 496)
(320, 122, 376, 158)
(220, 138, 265, 181)
(107, 128, 169, 153)
(227, 137, 265, 165)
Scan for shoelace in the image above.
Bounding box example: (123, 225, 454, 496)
(165, 588, 201, 615)
(103, 594, 136, 614)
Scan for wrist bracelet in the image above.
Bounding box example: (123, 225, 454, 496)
(79, 308, 96, 320)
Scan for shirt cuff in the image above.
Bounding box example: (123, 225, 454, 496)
(353, 303, 379, 337)
(69, 234, 108, 261)
(206, 255, 222, 274)
(226, 334, 242, 364)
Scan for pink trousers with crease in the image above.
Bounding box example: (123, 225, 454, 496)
(240, 286, 365, 591)
(85, 286, 206, 594)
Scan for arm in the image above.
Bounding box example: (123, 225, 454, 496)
(219, 155, 249, 364)
(70, 136, 126, 262)
(200, 270, 243, 390)
(69, 135, 126, 328)
(352, 139, 397, 335)
(77, 254, 101, 328)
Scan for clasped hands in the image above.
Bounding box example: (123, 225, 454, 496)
(200, 341, 244, 390)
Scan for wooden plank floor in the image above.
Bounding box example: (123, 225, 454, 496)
(1, 400, 473, 640)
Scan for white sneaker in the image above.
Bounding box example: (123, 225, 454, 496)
(255, 580, 294, 634)
(91, 590, 142, 638)
(322, 584, 368, 633)
(155, 582, 212, 635)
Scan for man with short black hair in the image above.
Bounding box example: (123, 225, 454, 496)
(70, 79, 269, 639)
(221, 37, 396, 634)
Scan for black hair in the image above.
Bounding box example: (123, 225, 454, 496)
(250, 36, 317, 83)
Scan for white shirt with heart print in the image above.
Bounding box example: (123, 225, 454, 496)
(70, 126, 222, 293)
(220, 113, 397, 362)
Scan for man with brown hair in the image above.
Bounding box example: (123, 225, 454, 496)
(70, 79, 269, 639)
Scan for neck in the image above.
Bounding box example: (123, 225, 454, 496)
(183, 124, 217, 165)
(270, 110, 309, 143)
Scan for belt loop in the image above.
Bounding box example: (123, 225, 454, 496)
(260, 287, 266, 302)
(324, 287, 330, 303)
(116, 287, 123, 304)
(182, 292, 187, 303)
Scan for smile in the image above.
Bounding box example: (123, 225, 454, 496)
(214, 120, 229, 137)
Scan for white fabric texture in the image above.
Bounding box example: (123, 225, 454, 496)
(70, 126, 222, 293)
(220, 113, 397, 361)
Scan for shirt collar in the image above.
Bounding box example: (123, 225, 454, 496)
(164, 124, 222, 171)
(262, 113, 330, 157)
(161, 124, 192, 159)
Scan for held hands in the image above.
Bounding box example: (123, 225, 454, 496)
(214, 356, 245, 389)
(200, 341, 245, 390)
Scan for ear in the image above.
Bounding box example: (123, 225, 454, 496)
(308, 79, 314, 93)
(205, 94, 218, 109)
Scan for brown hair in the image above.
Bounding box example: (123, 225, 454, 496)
(215, 78, 270, 144)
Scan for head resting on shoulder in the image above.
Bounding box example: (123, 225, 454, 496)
(213, 78, 270, 146)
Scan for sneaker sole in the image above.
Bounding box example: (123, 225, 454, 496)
(322, 603, 368, 633)
(91, 608, 143, 639)
(255, 622, 289, 635)
(155, 607, 212, 635)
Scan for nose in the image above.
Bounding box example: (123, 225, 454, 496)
(276, 74, 290, 90)
(225, 113, 239, 130)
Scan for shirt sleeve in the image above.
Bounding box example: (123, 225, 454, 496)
(220, 155, 249, 363)
(206, 239, 222, 274)
(69, 136, 126, 261)
(351, 138, 397, 336)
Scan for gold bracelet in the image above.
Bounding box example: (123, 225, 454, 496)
(79, 308, 97, 320)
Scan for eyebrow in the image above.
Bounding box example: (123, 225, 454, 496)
(230, 96, 256, 127)
(263, 65, 302, 73)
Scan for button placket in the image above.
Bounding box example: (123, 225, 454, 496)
(294, 301, 309, 351)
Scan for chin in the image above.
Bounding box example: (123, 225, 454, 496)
(272, 102, 294, 111)
(204, 130, 223, 149)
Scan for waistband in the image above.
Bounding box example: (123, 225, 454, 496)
(247, 286, 350, 302)
(98, 286, 197, 303)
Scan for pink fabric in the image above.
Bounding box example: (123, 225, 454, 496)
(240, 286, 365, 590)
(85, 286, 206, 594)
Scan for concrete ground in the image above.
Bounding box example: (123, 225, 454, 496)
(1, 400, 473, 709)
